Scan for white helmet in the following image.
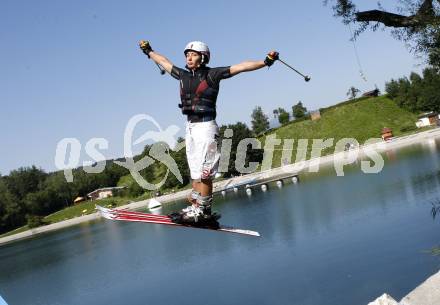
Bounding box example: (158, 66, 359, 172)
(184, 41, 210, 64)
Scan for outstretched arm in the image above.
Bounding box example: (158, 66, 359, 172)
(230, 51, 279, 76)
(139, 40, 174, 74)
(230, 60, 266, 75)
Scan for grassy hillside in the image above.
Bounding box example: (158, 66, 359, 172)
(261, 96, 421, 168)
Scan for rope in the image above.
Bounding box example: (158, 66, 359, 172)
(348, 23, 368, 82)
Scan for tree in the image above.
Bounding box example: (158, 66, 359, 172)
(71, 169, 102, 198)
(23, 171, 76, 216)
(326, 0, 440, 67)
(278, 113, 290, 125)
(419, 67, 440, 110)
(292, 101, 308, 119)
(276, 108, 290, 124)
(0, 179, 24, 233)
(24, 190, 52, 216)
(219, 122, 261, 177)
(100, 161, 130, 187)
(4, 166, 47, 200)
(163, 138, 190, 189)
(251, 106, 270, 135)
(385, 67, 440, 112)
(346, 86, 361, 99)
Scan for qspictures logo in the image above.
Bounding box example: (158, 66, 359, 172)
(54, 114, 385, 190)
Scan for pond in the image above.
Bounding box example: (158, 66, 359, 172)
(1, 139, 440, 305)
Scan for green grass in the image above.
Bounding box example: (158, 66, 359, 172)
(43, 197, 130, 223)
(0, 197, 133, 238)
(260, 96, 420, 168)
(0, 226, 31, 238)
(274, 96, 418, 141)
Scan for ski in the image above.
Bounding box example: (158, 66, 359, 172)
(100, 206, 170, 220)
(96, 205, 260, 237)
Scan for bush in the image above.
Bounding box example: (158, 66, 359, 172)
(293, 114, 311, 123)
(104, 198, 117, 208)
(279, 112, 290, 125)
(400, 125, 417, 132)
(26, 215, 47, 228)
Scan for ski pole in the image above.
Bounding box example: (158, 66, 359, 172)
(140, 40, 165, 75)
(278, 58, 311, 82)
(155, 63, 166, 75)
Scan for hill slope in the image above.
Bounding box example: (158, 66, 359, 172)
(261, 96, 419, 167)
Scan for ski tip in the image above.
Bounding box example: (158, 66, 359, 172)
(95, 204, 115, 214)
(248, 231, 261, 237)
(238, 230, 261, 237)
(219, 227, 261, 237)
(95, 205, 106, 214)
(95, 204, 106, 212)
(95, 205, 115, 220)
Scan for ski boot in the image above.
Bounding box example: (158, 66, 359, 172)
(169, 195, 221, 229)
(184, 189, 200, 208)
(179, 189, 203, 216)
(169, 189, 201, 224)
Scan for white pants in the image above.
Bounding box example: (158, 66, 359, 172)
(186, 120, 220, 181)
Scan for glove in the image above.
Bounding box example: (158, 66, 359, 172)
(139, 40, 154, 58)
(264, 51, 279, 67)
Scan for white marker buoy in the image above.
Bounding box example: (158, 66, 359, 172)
(261, 184, 268, 192)
(292, 176, 298, 183)
(150, 206, 163, 214)
(233, 187, 238, 193)
(276, 180, 283, 188)
(148, 198, 162, 210)
(246, 188, 252, 195)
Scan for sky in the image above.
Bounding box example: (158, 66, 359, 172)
(0, 0, 427, 175)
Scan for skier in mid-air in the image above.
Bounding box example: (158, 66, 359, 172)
(139, 40, 278, 225)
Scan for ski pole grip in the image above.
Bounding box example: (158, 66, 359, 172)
(140, 40, 153, 58)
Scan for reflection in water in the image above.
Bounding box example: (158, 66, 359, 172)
(149, 206, 163, 215)
(385, 149, 397, 162)
(1, 140, 440, 305)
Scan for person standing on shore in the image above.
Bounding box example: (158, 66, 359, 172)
(139, 40, 279, 225)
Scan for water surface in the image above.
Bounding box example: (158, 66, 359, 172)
(1, 139, 440, 305)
